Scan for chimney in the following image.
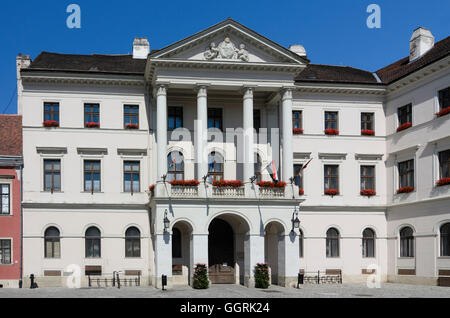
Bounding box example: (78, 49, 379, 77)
(289, 45, 307, 58)
(133, 38, 150, 59)
(16, 54, 31, 115)
(410, 27, 434, 62)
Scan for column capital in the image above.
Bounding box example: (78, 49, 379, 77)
(242, 86, 255, 99)
(280, 87, 294, 101)
(195, 84, 210, 97)
(155, 83, 168, 97)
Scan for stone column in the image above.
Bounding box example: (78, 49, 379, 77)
(243, 87, 255, 182)
(153, 232, 172, 289)
(281, 88, 294, 182)
(244, 234, 265, 288)
(196, 85, 208, 180)
(156, 84, 168, 181)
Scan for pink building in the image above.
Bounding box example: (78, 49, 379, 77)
(0, 115, 23, 288)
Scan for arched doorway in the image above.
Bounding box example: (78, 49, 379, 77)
(264, 222, 285, 285)
(171, 221, 193, 285)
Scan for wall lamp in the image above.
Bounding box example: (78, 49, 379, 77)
(291, 208, 300, 234)
(163, 209, 170, 233)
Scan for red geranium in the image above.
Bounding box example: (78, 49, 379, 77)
(325, 129, 339, 135)
(43, 120, 59, 128)
(325, 189, 339, 196)
(213, 180, 244, 188)
(361, 129, 375, 136)
(299, 188, 305, 196)
(169, 180, 200, 187)
(125, 123, 139, 130)
(397, 186, 414, 194)
(361, 189, 376, 197)
(397, 123, 412, 132)
(257, 181, 287, 188)
(436, 177, 450, 187)
(293, 128, 304, 135)
(149, 184, 155, 193)
(436, 107, 450, 118)
(85, 122, 100, 128)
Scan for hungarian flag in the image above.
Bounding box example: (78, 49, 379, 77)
(296, 159, 313, 177)
(266, 161, 279, 182)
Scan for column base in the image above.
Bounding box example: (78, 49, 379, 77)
(277, 276, 299, 288)
(244, 276, 255, 288)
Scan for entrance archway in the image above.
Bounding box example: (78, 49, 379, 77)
(171, 220, 193, 285)
(264, 221, 285, 285)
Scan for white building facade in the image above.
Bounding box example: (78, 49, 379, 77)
(16, 20, 450, 288)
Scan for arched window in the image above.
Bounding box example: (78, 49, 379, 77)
(440, 223, 450, 257)
(362, 228, 376, 258)
(326, 228, 340, 258)
(400, 227, 414, 257)
(44, 227, 60, 259)
(299, 229, 304, 258)
(168, 152, 184, 182)
(208, 152, 224, 182)
(254, 154, 262, 183)
(85, 227, 101, 258)
(125, 227, 141, 258)
(172, 228, 182, 258)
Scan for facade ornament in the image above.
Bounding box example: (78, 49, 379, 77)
(204, 42, 219, 60)
(204, 37, 249, 62)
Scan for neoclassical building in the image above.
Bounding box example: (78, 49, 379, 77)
(15, 19, 450, 288)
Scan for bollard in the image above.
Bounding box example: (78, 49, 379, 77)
(30, 274, 38, 289)
(297, 273, 304, 288)
(162, 275, 167, 291)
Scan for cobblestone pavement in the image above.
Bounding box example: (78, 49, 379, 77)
(0, 283, 449, 298)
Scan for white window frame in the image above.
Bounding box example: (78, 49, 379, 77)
(0, 181, 13, 216)
(0, 238, 13, 266)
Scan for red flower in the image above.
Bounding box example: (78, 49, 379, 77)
(149, 184, 155, 193)
(299, 188, 305, 196)
(436, 107, 450, 118)
(85, 122, 100, 128)
(397, 123, 412, 132)
(361, 189, 376, 197)
(293, 128, 304, 135)
(213, 180, 244, 188)
(257, 181, 287, 188)
(397, 186, 414, 194)
(436, 177, 450, 187)
(325, 129, 339, 135)
(361, 129, 375, 136)
(125, 123, 139, 130)
(169, 180, 200, 187)
(43, 120, 59, 128)
(325, 189, 339, 196)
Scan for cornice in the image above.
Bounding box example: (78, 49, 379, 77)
(294, 83, 386, 96)
(21, 72, 145, 87)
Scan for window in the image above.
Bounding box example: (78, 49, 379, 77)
(168, 107, 183, 130)
(299, 229, 304, 258)
(293, 111, 303, 129)
(0, 240, 11, 264)
(124, 105, 139, 127)
(362, 228, 376, 258)
(254, 154, 262, 183)
(398, 104, 412, 126)
(438, 87, 450, 110)
(45, 227, 60, 259)
(84, 104, 100, 126)
(172, 228, 182, 258)
(324, 165, 339, 192)
(398, 159, 414, 189)
(208, 152, 224, 182)
(44, 102, 59, 122)
(441, 223, 450, 257)
(125, 227, 141, 258)
(208, 108, 223, 130)
(439, 150, 450, 179)
(44, 159, 61, 193)
(84, 160, 101, 193)
(254, 109, 261, 132)
(326, 228, 340, 258)
(168, 152, 184, 182)
(361, 166, 375, 191)
(325, 111, 338, 130)
(85, 227, 101, 258)
(1, 184, 10, 215)
(294, 164, 304, 189)
(400, 227, 414, 257)
(124, 161, 140, 193)
(361, 113, 374, 131)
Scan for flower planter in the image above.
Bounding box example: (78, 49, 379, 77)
(293, 128, 304, 135)
(361, 129, 375, 136)
(125, 124, 139, 130)
(254, 263, 270, 289)
(299, 188, 305, 196)
(257, 181, 287, 188)
(436, 107, 450, 118)
(324, 129, 339, 136)
(43, 121, 59, 128)
(169, 180, 200, 187)
(397, 186, 414, 194)
(361, 189, 376, 197)
(325, 189, 339, 196)
(397, 123, 412, 132)
(85, 122, 100, 128)
(193, 264, 209, 289)
(212, 180, 244, 188)
(436, 177, 450, 187)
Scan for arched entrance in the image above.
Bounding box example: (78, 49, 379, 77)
(264, 221, 285, 285)
(171, 221, 193, 285)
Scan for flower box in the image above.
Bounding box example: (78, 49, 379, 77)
(436, 177, 450, 187)
(397, 122, 412, 132)
(299, 188, 305, 196)
(325, 129, 339, 136)
(397, 186, 414, 194)
(360, 189, 376, 197)
(293, 128, 304, 135)
(85, 122, 100, 128)
(325, 189, 339, 196)
(125, 123, 139, 130)
(361, 129, 375, 136)
(169, 180, 200, 187)
(436, 107, 450, 118)
(257, 181, 287, 188)
(212, 180, 244, 188)
(43, 120, 59, 128)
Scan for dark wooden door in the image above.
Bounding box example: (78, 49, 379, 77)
(208, 219, 235, 284)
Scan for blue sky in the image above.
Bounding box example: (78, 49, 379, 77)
(0, 0, 449, 114)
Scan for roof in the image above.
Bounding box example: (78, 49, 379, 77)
(295, 64, 380, 85)
(376, 36, 450, 84)
(24, 52, 146, 75)
(0, 115, 23, 157)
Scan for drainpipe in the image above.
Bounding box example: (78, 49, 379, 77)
(19, 163, 23, 287)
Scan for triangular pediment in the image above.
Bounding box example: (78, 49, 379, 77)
(150, 19, 308, 65)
